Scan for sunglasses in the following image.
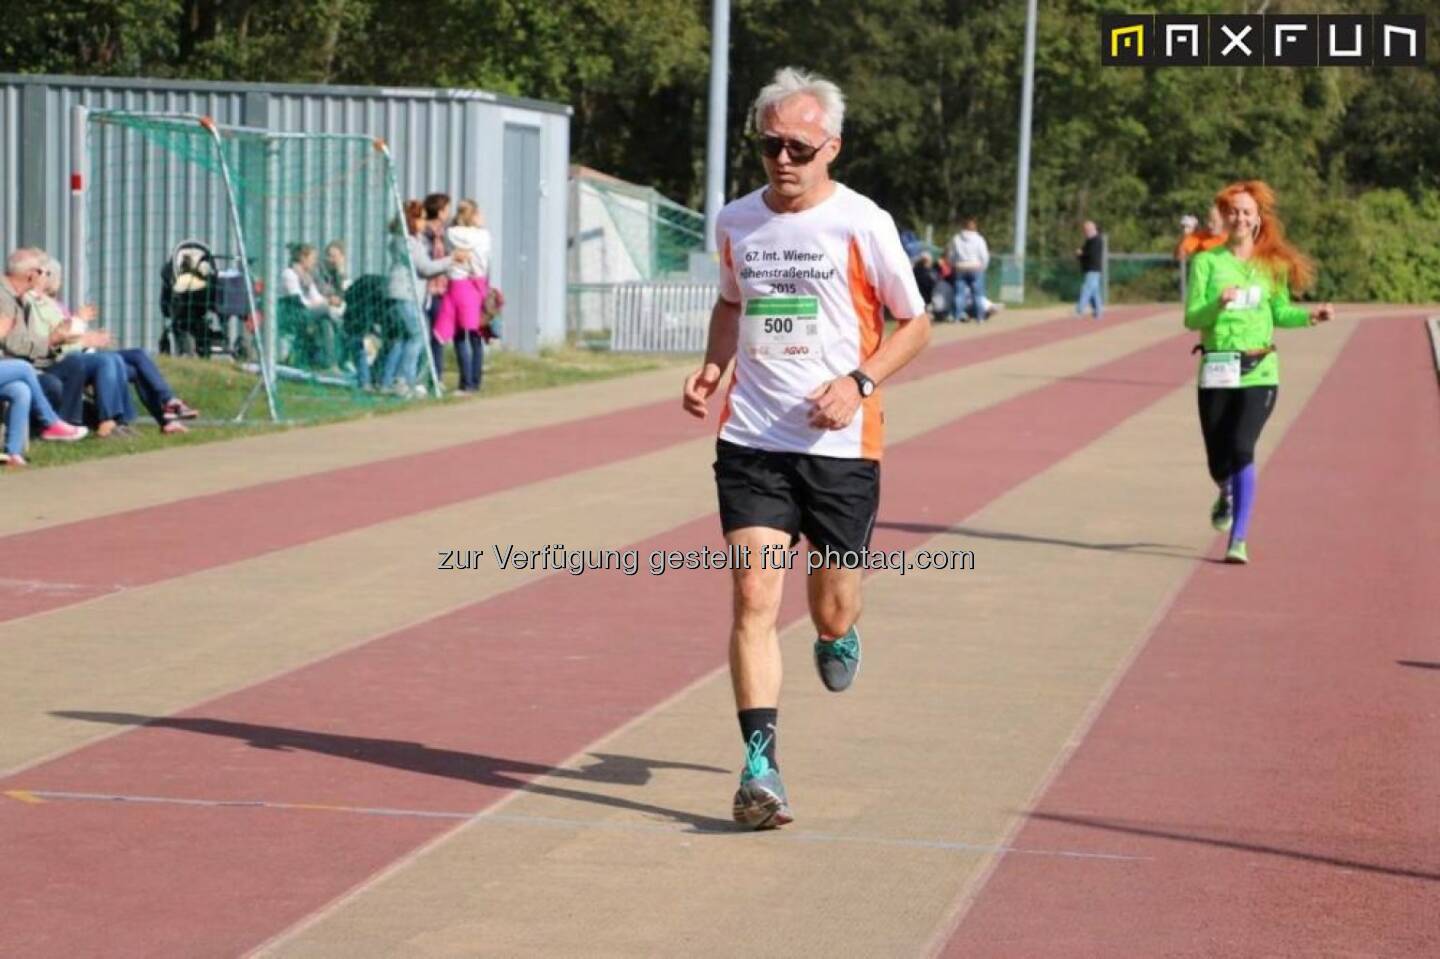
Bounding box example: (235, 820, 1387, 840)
(757, 135, 832, 165)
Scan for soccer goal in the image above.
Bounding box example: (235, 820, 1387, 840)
(77, 108, 435, 422)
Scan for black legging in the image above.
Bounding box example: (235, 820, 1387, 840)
(1197, 386, 1277, 484)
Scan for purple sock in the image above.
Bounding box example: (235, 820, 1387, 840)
(1230, 464, 1257, 543)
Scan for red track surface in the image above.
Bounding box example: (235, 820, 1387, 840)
(943, 316, 1440, 957)
(0, 308, 1154, 624)
(0, 330, 1192, 957)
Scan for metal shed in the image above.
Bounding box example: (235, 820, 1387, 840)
(0, 73, 571, 353)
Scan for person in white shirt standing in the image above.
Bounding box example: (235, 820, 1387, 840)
(682, 66, 931, 830)
(437, 200, 493, 392)
(946, 217, 996, 322)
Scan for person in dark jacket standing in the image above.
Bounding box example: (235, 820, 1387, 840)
(1074, 220, 1104, 320)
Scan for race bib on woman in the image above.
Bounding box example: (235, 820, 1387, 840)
(1200, 352, 1242, 389)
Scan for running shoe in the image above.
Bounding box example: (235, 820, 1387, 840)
(814, 625, 861, 692)
(1210, 490, 1233, 532)
(1225, 540, 1249, 565)
(40, 421, 87, 442)
(732, 731, 792, 829)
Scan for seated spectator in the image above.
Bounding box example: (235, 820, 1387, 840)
(341, 272, 390, 392)
(0, 358, 88, 466)
(1, 248, 127, 434)
(38, 258, 200, 434)
(25, 264, 140, 436)
(316, 241, 349, 299)
(279, 244, 344, 370)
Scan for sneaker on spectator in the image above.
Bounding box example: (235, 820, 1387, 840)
(41, 421, 88, 442)
(162, 420, 189, 435)
(163, 398, 200, 420)
(411, 384, 429, 398)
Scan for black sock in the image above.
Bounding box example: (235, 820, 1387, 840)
(738, 708, 779, 771)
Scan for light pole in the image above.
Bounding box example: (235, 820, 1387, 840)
(703, 0, 731, 256)
(1003, 0, 1038, 304)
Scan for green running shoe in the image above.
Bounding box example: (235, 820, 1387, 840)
(732, 730, 792, 829)
(1224, 540, 1249, 564)
(814, 625, 862, 692)
(1210, 490, 1233, 532)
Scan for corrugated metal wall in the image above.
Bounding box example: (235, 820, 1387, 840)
(0, 74, 570, 352)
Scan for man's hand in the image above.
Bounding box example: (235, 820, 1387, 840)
(807, 375, 862, 430)
(81, 330, 112, 349)
(682, 362, 725, 419)
(1311, 302, 1335, 324)
(48, 319, 74, 346)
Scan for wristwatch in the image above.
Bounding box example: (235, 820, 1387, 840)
(848, 369, 876, 397)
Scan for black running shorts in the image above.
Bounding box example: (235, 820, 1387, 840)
(713, 439, 880, 557)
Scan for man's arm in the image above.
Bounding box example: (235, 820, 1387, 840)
(1, 306, 52, 361)
(702, 296, 740, 371)
(859, 310, 930, 385)
(807, 310, 930, 430)
(682, 296, 741, 419)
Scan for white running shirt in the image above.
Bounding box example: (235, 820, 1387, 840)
(716, 184, 924, 460)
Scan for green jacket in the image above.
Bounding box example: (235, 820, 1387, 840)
(1183, 247, 1312, 387)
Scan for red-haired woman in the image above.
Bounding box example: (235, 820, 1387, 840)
(1184, 180, 1333, 564)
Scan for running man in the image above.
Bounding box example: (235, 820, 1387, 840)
(1184, 180, 1332, 564)
(681, 67, 931, 829)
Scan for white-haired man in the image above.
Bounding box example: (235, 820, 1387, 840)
(682, 66, 931, 829)
(0, 248, 89, 443)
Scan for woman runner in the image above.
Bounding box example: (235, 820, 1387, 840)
(1184, 180, 1333, 564)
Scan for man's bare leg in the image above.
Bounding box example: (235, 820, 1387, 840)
(727, 527, 791, 708)
(808, 556, 864, 692)
(726, 526, 794, 828)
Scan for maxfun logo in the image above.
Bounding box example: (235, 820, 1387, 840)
(1101, 14, 1427, 67)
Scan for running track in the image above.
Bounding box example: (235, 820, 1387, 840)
(1, 305, 1435, 958)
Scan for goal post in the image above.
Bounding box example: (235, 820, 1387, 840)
(78, 108, 436, 422)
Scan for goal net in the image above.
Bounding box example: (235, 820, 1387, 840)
(82, 109, 436, 422)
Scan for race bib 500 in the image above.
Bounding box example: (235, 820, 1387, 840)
(742, 296, 824, 360)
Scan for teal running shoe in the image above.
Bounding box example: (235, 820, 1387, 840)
(732, 730, 792, 829)
(814, 625, 862, 692)
(1225, 540, 1249, 564)
(1210, 490, 1233, 532)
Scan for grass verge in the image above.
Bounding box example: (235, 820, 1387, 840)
(14, 345, 692, 470)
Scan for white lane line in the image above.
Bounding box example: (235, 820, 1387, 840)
(9, 788, 1149, 863)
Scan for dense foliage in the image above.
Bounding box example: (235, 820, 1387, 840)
(4, 0, 1437, 297)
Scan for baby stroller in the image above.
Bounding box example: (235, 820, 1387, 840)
(160, 239, 239, 358)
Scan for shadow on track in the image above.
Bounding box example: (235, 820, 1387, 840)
(1022, 809, 1440, 883)
(874, 521, 1195, 561)
(52, 710, 745, 834)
